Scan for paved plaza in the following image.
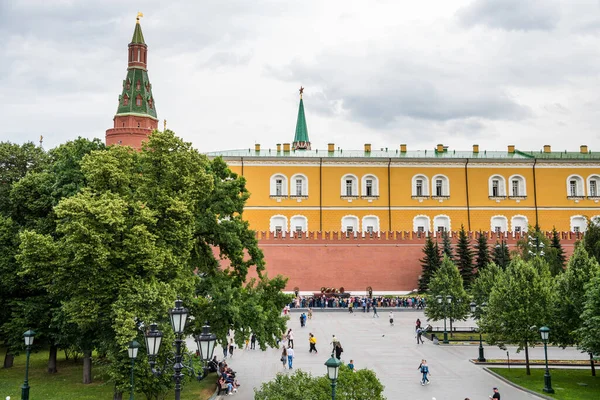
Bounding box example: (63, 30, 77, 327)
(193, 310, 589, 400)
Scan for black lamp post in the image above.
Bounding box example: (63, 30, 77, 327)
(194, 322, 217, 379)
(127, 340, 140, 400)
(325, 354, 342, 400)
(21, 330, 35, 400)
(539, 326, 554, 394)
(469, 302, 486, 362)
(436, 295, 452, 344)
(528, 234, 545, 257)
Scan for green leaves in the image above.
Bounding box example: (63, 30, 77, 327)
(425, 256, 470, 322)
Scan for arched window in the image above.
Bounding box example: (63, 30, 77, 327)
(570, 215, 587, 233)
(341, 215, 359, 234)
(290, 215, 308, 233)
(340, 174, 359, 198)
(123, 94, 129, 106)
(508, 175, 527, 198)
(511, 215, 528, 233)
(136, 95, 142, 106)
(361, 175, 379, 198)
(567, 175, 584, 198)
(126, 80, 131, 90)
(413, 215, 430, 233)
(490, 215, 508, 233)
(362, 215, 380, 234)
(412, 175, 429, 198)
(269, 173, 288, 197)
(136, 80, 141, 90)
(433, 215, 451, 233)
(290, 174, 308, 198)
(489, 175, 506, 198)
(431, 175, 450, 198)
(587, 175, 600, 198)
(269, 215, 288, 233)
(148, 97, 153, 109)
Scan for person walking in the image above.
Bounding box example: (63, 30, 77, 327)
(330, 334, 339, 353)
(287, 329, 294, 349)
(280, 346, 288, 370)
(228, 339, 234, 358)
(308, 307, 313, 319)
(372, 304, 379, 318)
(416, 318, 421, 332)
(287, 345, 295, 369)
(389, 311, 394, 326)
(309, 333, 318, 354)
(416, 327, 424, 344)
(250, 333, 256, 349)
(223, 343, 228, 358)
(334, 342, 343, 360)
(489, 387, 501, 399)
(348, 301, 354, 314)
(418, 359, 430, 385)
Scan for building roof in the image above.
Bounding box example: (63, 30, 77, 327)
(131, 19, 145, 44)
(293, 98, 309, 145)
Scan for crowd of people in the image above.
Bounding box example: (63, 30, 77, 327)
(288, 294, 426, 310)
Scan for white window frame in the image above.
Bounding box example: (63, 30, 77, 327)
(340, 174, 359, 197)
(361, 215, 380, 235)
(361, 174, 379, 198)
(412, 175, 429, 198)
(587, 175, 600, 198)
(431, 174, 450, 198)
(269, 215, 288, 233)
(290, 215, 308, 233)
(570, 215, 587, 233)
(566, 175, 584, 198)
(270, 173, 288, 197)
(508, 175, 527, 198)
(490, 215, 508, 233)
(489, 175, 506, 198)
(510, 215, 528, 233)
(341, 215, 360, 234)
(433, 215, 451, 233)
(290, 174, 308, 198)
(413, 215, 431, 233)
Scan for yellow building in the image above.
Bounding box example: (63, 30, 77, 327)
(207, 93, 600, 234)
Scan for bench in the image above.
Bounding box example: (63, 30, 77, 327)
(216, 380, 229, 395)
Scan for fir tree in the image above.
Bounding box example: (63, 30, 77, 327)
(442, 231, 454, 259)
(455, 225, 475, 288)
(492, 240, 511, 269)
(583, 216, 600, 264)
(418, 236, 441, 292)
(474, 231, 490, 271)
(548, 227, 566, 275)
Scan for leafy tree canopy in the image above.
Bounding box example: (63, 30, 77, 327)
(425, 256, 470, 322)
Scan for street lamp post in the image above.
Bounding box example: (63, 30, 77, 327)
(539, 326, 554, 394)
(436, 295, 452, 344)
(469, 302, 486, 362)
(168, 300, 189, 400)
(21, 330, 35, 400)
(195, 322, 217, 379)
(325, 354, 342, 400)
(127, 340, 140, 400)
(528, 234, 545, 257)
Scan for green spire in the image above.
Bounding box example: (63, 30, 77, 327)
(293, 87, 311, 150)
(131, 16, 145, 44)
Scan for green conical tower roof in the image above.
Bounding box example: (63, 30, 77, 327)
(293, 87, 311, 150)
(131, 15, 145, 44)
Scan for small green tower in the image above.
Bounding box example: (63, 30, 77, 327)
(292, 86, 311, 150)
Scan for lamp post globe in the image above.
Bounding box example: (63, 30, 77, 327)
(144, 323, 163, 359)
(324, 355, 342, 400)
(469, 301, 476, 314)
(21, 330, 35, 400)
(195, 322, 217, 380)
(539, 326, 554, 394)
(169, 299, 189, 335)
(436, 295, 442, 304)
(127, 341, 140, 400)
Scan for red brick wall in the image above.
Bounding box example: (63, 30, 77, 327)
(239, 231, 579, 292)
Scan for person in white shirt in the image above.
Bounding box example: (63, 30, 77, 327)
(389, 311, 394, 326)
(286, 345, 295, 369)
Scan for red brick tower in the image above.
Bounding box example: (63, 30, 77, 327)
(106, 13, 158, 149)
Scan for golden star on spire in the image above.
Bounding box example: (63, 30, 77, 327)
(136, 12, 144, 23)
(299, 86, 304, 99)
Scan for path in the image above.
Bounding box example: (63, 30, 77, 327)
(190, 310, 588, 400)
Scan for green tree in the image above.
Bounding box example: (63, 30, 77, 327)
(474, 232, 491, 272)
(470, 261, 502, 307)
(480, 257, 555, 375)
(578, 272, 600, 364)
(418, 236, 441, 292)
(441, 231, 453, 259)
(254, 365, 385, 400)
(425, 256, 470, 327)
(492, 240, 511, 269)
(553, 243, 600, 375)
(455, 225, 475, 288)
(583, 216, 600, 263)
(549, 227, 566, 273)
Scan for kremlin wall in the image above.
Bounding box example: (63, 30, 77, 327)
(107, 17, 592, 292)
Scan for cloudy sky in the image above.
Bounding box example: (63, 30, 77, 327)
(2, 0, 600, 153)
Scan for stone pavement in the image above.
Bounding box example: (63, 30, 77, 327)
(190, 310, 588, 400)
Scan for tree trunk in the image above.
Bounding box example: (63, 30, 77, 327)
(113, 388, 123, 400)
(590, 352, 596, 377)
(524, 339, 530, 375)
(83, 349, 93, 384)
(3, 348, 14, 368)
(47, 344, 58, 374)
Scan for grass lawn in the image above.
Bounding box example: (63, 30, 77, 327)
(490, 368, 600, 400)
(0, 349, 216, 400)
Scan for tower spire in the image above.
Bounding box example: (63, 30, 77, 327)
(293, 86, 311, 150)
(105, 14, 158, 149)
